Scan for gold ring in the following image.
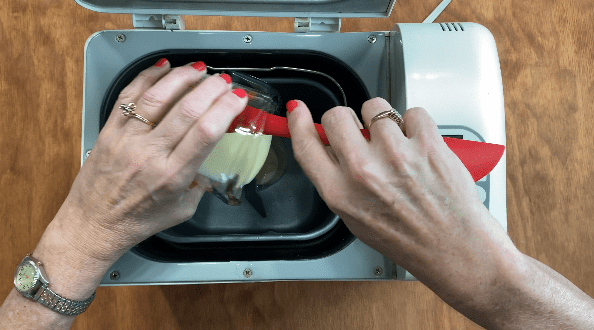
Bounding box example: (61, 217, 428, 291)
(367, 108, 403, 131)
(120, 103, 157, 128)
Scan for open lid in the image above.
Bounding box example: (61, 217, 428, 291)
(75, 0, 396, 18)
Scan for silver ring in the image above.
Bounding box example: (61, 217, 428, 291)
(367, 108, 403, 131)
(120, 103, 157, 128)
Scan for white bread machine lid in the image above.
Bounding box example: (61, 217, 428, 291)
(74, 0, 396, 18)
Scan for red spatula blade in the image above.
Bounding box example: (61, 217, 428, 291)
(228, 106, 505, 182)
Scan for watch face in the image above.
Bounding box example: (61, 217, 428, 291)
(15, 263, 38, 292)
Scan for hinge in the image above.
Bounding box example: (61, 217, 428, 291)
(294, 17, 341, 33)
(132, 14, 185, 30)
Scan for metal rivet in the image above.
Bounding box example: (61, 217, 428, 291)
(374, 266, 383, 276)
(110, 271, 120, 280)
(243, 268, 253, 278)
(243, 35, 252, 43)
(368, 35, 377, 44)
(85, 149, 92, 158)
(116, 34, 126, 43)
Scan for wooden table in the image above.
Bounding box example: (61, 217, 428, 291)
(1, 0, 593, 328)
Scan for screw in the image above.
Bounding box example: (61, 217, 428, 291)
(110, 271, 120, 280)
(368, 35, 377, 44)
(85, 149, 92, 158)
(116, 34, 126, 43)
(243, 268, 253, 278)
(243, 35, 252, 43)
(374, 266, 383, 276)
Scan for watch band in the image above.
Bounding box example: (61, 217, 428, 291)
(35, 285, 96, 316)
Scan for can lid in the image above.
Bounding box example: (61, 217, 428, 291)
(75, 0, 396, 18)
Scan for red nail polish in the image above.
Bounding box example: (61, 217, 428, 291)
(232, 88, 247, 98)
(155, 58, 168, 67)
(191, 61, 206, 71)
(220, 73, 232, 84)
(286, 100, 298, 113)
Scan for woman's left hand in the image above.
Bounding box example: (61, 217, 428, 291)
(57, 59, 247, 261)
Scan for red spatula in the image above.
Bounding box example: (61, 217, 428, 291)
(228, 106, 505, 182)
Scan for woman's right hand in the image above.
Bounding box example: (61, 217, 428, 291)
(287, 97, 523, 313)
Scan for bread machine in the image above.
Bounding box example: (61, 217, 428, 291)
(75, 0, 507, 284)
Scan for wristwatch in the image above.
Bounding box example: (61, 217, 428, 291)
(14, 253, 96, 316)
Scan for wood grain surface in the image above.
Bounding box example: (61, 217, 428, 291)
(1, 0, 593, 329)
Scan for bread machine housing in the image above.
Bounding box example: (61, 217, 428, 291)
(76, 0, 507, 285)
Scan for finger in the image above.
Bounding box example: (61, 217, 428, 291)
(163, 62, 211, 112)
(124, 61, 210, 133)
(324, 145, 340, 164)
(321, 106, 369, 167)
(361, 97, 406, 146)
(169, 88, 248, 171)
(350, 107, 364, 129)
(400, 107, 444, 146)
(163, 61, 210, 100)
(106, 58, 171, 131)
(151, 74, 233, 150)
(286, 100, 340, 193)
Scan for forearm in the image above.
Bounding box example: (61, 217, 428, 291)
(452, 251, 594, 330)
(397, 208, 594, 330)
(0, 207, 124, 329)
(498, 254, 594, 329)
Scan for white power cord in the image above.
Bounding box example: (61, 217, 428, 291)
(423, 0, 452, 23)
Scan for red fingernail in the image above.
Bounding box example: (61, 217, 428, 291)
(232, 88, 247, 98)
(286, 100, 298, 113)
(220, 73, 232, 84)
(191, 61, 206, 71)
(155, 58, 168, 67)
